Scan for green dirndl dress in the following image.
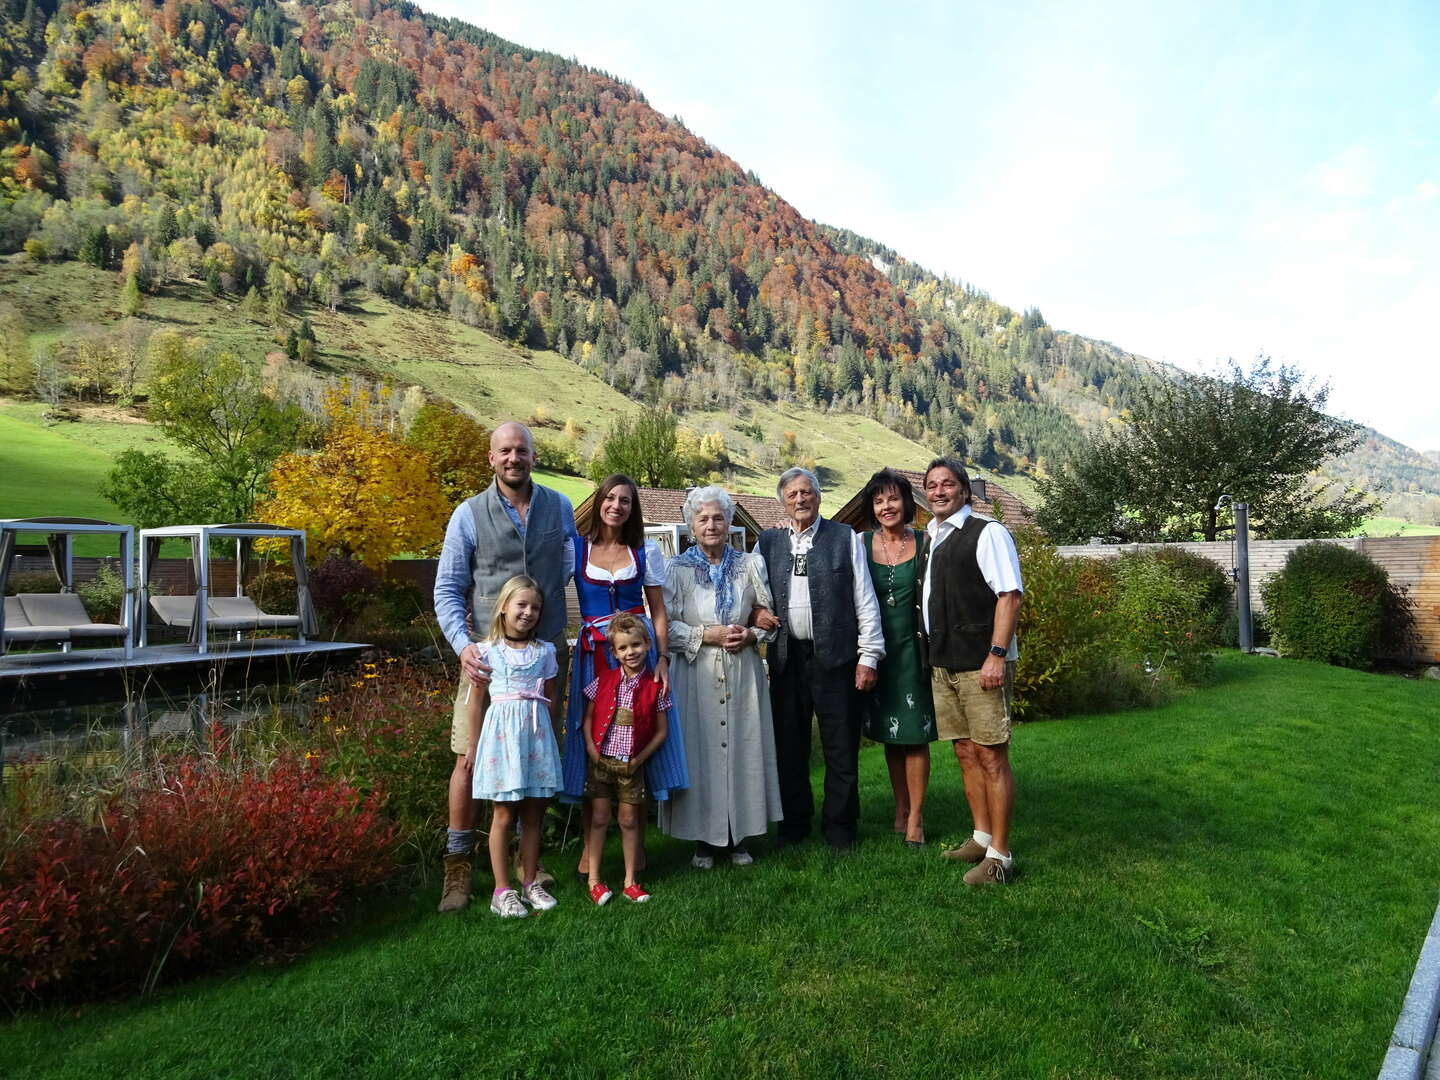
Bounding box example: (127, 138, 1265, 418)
(863, 529, 937, 745)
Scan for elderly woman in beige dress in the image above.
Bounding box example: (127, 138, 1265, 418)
(659, 485, 784, 867)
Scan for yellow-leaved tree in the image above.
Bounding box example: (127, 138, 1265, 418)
(258, 385, 449, 570)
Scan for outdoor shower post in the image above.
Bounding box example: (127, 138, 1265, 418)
(1235, 502, 1253, 653)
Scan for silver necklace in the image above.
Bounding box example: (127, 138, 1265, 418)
(878, 529, 910, 607)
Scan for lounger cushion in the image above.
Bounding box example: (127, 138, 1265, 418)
(208, 596, 300, 629)
(150, 594, 300, 633)
(149, 595, 198, 627)
(18, 593, 125, 637)
(4, 625, 70, 643)
(4, 598, 71, 642)
(4, 596, 29, 627)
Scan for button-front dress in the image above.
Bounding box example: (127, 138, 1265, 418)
(658, 550, 783, 848)
(862, 529, 937, 745)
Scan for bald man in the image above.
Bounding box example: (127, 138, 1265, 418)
(432, 421, 576, 912)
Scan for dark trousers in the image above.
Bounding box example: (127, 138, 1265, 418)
(769, 638, 861, 848)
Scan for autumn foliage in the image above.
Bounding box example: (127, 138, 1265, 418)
(0, 748, 396, 1006)
(258, 385, 449, 569)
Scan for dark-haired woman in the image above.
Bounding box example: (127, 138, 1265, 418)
(560, 474, 687, 875)
(860, 468, 936, 846)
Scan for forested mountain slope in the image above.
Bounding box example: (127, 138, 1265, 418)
(0, 0, 1433, 498)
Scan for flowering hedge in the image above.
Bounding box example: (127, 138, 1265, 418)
(0, 750, 397, 1007)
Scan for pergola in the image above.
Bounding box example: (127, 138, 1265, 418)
(0, 517, 135, 658)
(138, 523, 319, 654)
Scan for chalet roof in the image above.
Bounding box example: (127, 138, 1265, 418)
(830, 469, 1037, 532)
(730, 493, 787, 531)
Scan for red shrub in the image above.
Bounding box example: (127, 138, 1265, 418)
(0, 754, 397, 1006)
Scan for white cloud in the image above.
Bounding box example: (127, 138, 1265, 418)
(1308, 146, 1378, 199)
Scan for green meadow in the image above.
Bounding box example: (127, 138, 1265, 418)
(3, 654, 1436, 1079)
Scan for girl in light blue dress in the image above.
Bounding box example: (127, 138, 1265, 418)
(463, 575, 563, 919)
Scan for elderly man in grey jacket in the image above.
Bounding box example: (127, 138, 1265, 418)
(755, 467, 885, 851)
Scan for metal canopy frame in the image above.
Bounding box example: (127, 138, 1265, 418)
(138, 523, 312, 654)
(0, 518, 136, 659)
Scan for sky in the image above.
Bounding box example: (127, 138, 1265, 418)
(424, 0, 1440, 452)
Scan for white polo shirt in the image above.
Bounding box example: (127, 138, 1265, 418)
(922, 505, 1024, 659)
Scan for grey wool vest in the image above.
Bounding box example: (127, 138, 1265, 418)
(465, 482, 568, 644)
(758, 518, 859, 674)
(918, 514, 999, 672)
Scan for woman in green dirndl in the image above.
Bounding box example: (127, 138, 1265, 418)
(860, 468, 937, 846)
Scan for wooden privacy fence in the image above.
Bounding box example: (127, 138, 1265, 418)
(10, 556, 238, 596)
(1054, 536, 1440, 663)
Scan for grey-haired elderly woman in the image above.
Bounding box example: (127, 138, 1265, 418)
(658, 485, 785, 867)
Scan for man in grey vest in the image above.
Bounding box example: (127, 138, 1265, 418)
(433, 421, 575, 912)
(756, 467, 885, 851)
(918, 457, 1024, 885)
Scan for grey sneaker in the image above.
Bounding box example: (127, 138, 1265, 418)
(963, 856, 1014, 886)
(691, 844, 715, 870)
(489, 888, 529, 918)
(521, 881, 557, 911)
(730, 846, 754, 867)
(942, 837, 988, 864)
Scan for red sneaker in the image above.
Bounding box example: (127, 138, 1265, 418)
(588, 881, 612, 906)
(622, 882, 651, 903)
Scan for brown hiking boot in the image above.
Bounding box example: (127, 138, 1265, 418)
(963, 856, 1013, 886)
(941, 837, 988, 864)
(437, 852, 473, 912)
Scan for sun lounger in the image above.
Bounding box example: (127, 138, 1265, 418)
(3, 595, 71, 645)
(149, 595, 200, 628)
(206, 596, 301, 630)
(150, 594, 301, 634)
(17, 593, 126, 639)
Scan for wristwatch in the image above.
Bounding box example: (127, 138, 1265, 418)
(988, 644, 1007, 658)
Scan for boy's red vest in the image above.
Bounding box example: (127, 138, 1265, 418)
(591, 664, 661, 754)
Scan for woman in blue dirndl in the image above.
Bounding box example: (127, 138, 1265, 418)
(560, 474, 686, 876)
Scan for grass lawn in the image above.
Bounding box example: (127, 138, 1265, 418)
(3, 654, 1437, 1078)
(0, 411, 125, 526)
(1359, 515, 1440, 537)
(532, 468, 594, 504)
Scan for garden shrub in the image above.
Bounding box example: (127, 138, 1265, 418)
(0, 749, 397, 1007)
(76, 560, 126, 624)
(3, 571, 60, 595)
(1011, 529, 1155, 718)
(1376, 579, 1421, 661)
(245, 559, 299, 616)
(1145, 547, 1231, 647)
(309, 555, 380, 625)
(1261, 542, 1388, 667)
(1111, 549, 1221, 685)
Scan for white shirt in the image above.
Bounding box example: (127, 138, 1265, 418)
(922, 505, 1024, 659)
(583, 538, 666, 587)
(754, 517, 886, 670)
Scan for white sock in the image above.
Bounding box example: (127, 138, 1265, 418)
(973, 830, 993, 848)
(985, 845, 1013, 868)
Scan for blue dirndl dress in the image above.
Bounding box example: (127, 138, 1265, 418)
(560, 537, 688, 802)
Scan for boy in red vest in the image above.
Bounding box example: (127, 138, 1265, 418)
(583, 613, 671, 905)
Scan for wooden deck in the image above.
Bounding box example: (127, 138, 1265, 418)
(0, 639, 368, 684)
